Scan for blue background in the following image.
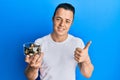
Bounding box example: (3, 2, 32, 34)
(0, 0, 120, 80)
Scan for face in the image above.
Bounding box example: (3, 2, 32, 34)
(52, 8, 73, 36)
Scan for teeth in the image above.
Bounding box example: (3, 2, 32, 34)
(59, 29, 63, 30)
(58, 28, 64, 31)
(58, 29, 63, 32)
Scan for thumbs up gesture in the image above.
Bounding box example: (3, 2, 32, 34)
(74, 41, 92, 63)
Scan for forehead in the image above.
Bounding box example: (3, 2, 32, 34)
(55, 8, 73, 20)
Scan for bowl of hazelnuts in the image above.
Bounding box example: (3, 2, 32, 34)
(23, 42, 41, 56)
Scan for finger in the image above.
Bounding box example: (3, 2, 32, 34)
(84, 41, 92, 49)
(36, 53, 44, 63)
(30, 63, 40, 69)
(31, 52, 44, 64)
(25, 55, 30, 63)
(74, 51, 80, 57)
(31, 54, 40, 64)
(40, 52, 44, 58)
(74, 56, 79, 62)
(31, 53, 44, 68)
(76, 48, 82, 53)
(75, 56, 84, 63)
(75, 49, 84, 56)
(36, 59, 43, 68)
(74, 56, 83, 63)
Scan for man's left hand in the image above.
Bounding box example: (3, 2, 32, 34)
(74, 41, 91, 63)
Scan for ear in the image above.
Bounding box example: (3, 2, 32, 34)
(52, 16, 54, 22)
(71, 20, 73, 25)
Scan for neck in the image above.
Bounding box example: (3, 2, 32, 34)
(51, 33, 68, 42)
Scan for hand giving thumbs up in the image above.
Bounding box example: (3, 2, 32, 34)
(74, 41, 92, 63)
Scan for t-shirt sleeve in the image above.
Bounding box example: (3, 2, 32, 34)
(75, 38, 85, 49)
(34, 38, 43, 45)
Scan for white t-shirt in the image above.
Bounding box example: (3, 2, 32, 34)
(34, 34, 85, 80)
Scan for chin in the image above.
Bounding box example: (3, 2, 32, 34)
(57, 32, 67, 36)
(54, 30, 67, 36)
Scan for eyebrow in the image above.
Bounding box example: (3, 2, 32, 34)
(55, 16, 72, 22)
(55, 16, 61, 19)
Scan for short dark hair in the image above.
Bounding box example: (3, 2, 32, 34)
(53, 3, 75, 19)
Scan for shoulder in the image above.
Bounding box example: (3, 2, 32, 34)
(69, 34, 83, 43)
(34, 34, 50, 45)
(69, 34, 85, 49)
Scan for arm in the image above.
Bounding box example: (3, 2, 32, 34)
(74, 41, 94, 78)
(25, 53, 44, 80)
(25, 65, 39, 80)
(78, 56, 94, 78)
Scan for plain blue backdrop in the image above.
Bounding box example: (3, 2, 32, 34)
(0, 0, 120, 80)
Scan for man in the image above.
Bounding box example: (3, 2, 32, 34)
(25, 3, 94, 80)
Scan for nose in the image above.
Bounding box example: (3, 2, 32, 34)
(60, 20, 65, 27)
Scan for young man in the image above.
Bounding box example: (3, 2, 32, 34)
(25, 3, 94, 80)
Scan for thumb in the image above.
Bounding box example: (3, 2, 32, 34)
(40, 52, 44, 58)
(25, 55, 30, 63)
(84, 41, 92, 49)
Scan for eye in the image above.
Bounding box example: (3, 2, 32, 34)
(56, 18, 61, 21)
(66, 20, 71, 24)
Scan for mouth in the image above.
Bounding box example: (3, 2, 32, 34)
(57, 27, 65, 32)
(58, 28, 64, 32)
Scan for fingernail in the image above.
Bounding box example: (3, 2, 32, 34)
(90, 41, 92, 43)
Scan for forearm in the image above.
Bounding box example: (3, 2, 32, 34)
(79, 57, 94, 78)
(25, 65, 39, 80)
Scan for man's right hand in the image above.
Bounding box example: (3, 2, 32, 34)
(25, 52, 44, 69)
